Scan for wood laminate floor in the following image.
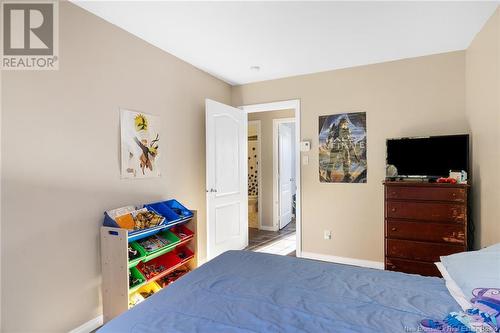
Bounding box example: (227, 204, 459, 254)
(245, 219, 296, 251)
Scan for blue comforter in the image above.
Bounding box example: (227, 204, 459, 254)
(99, 251, 460, 332)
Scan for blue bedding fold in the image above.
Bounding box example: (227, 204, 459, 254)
(99, 251, 460, 333)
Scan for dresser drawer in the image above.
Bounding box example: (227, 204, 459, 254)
(385, 257, 441, 277)
(386, 201, 465, 223)
(386, 186, 465, 202)
(386, 239, 464, 262)
(386, 220, 466, 244)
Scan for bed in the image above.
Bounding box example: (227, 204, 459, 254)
(98, 250, 460, 333)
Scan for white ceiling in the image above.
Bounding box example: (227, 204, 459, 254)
(73, 1, 498, 85)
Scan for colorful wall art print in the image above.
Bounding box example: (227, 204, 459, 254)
(120, 109, 161, 179)
(319, 112, 367, 183)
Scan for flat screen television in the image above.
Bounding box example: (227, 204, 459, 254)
(386, 134, 469, 178)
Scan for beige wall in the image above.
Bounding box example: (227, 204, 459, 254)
(233, 51, 468, 262)
(2, 2, 499, 332)
(465, 7, 500, 248)
(248, 110, 295, 228)
(0, 3, 230, 332)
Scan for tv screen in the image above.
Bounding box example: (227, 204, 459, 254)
(386, 134, 469, 178)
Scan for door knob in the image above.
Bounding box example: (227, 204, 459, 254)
(391, 208, 396, 212)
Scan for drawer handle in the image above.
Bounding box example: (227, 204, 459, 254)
(391, 192, 396, 196)
(391, 208, 396, 212)
(391, 227, 397, 231)
(452, 193, 457, 197)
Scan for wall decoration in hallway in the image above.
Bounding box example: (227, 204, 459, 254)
(318, 112, 367, 183)
(120, 108, 161, 179)
(248, 138, 259, 229)
(248, 141, 259, 196)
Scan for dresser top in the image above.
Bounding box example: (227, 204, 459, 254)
(383, 181, 470, 188)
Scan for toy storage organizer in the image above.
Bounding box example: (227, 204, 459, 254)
(101, 209, 197, 323)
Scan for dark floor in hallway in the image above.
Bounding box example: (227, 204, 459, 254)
(245, 220, 296, 251)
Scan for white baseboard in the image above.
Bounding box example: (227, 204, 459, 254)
(69, 315, 103, 333)
(300, 251, 384, 270)
(259, 225, 278, 231)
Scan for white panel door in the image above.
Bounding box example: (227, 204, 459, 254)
(206, 99, 248, 260)
(279, 123, 293, 229)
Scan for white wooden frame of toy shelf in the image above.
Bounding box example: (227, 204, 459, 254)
(101, 210, 197, 323)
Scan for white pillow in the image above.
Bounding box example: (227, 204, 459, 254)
(436, 243, 500, 310)
(435, 261, 471, 310)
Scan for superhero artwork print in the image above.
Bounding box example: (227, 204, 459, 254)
(120, 109, 161, 179)
(319, 112, 367, 183)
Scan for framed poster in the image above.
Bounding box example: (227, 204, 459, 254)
(319, 112, 367, 183)
(120, 108, 161, 179)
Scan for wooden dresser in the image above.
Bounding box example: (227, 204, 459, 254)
(384, 181, 469, 277)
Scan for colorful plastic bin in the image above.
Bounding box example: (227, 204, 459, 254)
(144, 199, 193, 225)
(103, 210, 168, 242)
(128, 243, 147, 268)
(164, 199, 194, 220)
(136, 251, 182, 282)
(170, 225, 194, 241)
(133, 231, 181, 262)
(129, 266, 146, 292)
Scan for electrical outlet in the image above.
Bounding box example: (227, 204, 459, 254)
(324, 230, 332, 240)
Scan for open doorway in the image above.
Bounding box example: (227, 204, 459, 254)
(242, 102, 300, 256)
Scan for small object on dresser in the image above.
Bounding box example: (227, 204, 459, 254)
(449, 170, 468, 184)
(437, 177, 457, 184)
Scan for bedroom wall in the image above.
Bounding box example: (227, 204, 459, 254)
(0, 2, 231, 332)
(248, 109, 295, 229)
(232, 51, 468, 264)
(465, 7, 500, 248)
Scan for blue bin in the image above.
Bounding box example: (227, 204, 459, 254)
(102, 210, 168, 242)
(144, 200, 192, 226)
(103, 199, 193, 243)
(164, 199, 194, 220)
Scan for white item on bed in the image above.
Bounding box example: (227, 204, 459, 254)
(437, 243, 500, 311)
(435, 261, 472, 310)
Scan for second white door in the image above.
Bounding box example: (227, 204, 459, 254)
(278, 122, 294, 229)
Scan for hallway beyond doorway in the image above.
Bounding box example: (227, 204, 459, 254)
(245, 219, 296, 253)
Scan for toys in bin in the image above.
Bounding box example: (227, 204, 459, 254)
(170, 225, 194, 240)
(116, 209, 164, 230)
(129, 269, 144, 289)
(141, 262, 167, 280)
(106, 206, 164, 231)
(129, 282, 161, 307)
(128, 245, 141, 261)
(176, 248, 190, 260)
(137, 234, 172, 252)
(157, 266, 190, 288)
